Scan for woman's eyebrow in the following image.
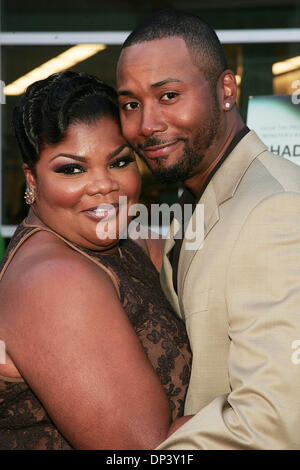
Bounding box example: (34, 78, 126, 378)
(50, 146, 128, 163)
(50, 153, 87, 163)
(107, 144, 128, 160)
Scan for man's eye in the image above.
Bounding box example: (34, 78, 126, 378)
(54, 164, 86, 175)
(161, 92, 178, 101)
(123, 102, 139, 111)
(110, 156, 135, 169)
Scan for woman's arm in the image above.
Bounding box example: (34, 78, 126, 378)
(2, 243, 171, 449)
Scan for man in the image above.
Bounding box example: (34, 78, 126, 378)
(117, 9, 300, 449)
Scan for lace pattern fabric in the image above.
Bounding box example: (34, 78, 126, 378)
(0, 222, 192, 449)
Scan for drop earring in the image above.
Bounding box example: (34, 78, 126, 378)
(24, 186, 36, 205)
(225, 102, 230, 110)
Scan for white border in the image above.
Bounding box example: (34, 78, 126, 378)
(0, 29, 300, 45)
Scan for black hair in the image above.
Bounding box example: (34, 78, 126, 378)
(122, 9, 228, 86)
(13, 71, 119, 172)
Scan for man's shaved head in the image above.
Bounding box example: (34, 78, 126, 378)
(122, 9, 228, 89)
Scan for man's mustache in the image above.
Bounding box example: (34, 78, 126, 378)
(138, 137, 186, 150)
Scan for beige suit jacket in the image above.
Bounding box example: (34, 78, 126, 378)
(157, 130, 300, 449)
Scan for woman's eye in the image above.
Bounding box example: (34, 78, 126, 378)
(110, 156, 135, 169)
(54, 164, 86, 175)
(161, 92, 178, 101)
(123, 102, 139, 111)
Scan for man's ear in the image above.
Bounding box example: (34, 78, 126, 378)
(219, 70, 237, 111)
(23, 163, 36, 188)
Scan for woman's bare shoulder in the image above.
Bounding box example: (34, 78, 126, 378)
(6, 229, 108, 277)
(1, 230, 118, 327)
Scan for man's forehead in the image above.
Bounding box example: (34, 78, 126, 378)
(117, 37, 198, 87)
(118, 37, 188, 63)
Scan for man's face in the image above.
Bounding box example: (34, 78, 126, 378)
(117, 37, 222, 184)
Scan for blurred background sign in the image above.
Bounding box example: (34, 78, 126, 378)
(247, 93, 300, 165)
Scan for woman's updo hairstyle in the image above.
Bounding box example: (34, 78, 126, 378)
(13, 71, 119, 173)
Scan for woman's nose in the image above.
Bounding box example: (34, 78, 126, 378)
(86, 174, 119, 196)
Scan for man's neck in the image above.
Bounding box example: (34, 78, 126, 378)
(185, 116, 245, 198)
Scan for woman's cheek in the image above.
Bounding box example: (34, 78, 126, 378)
(42, 179, 85, 208)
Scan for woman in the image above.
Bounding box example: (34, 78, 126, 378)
(0, 71, 191, 449)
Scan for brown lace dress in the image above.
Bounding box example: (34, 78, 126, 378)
(0, 222, 192, 450)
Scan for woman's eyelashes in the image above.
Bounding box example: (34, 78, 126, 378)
(53, 156, 135, 174)
(53, 163, 86, 175)
(109, 155, 135, 169)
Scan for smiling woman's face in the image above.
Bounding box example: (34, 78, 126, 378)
(24, 116, 141, 252)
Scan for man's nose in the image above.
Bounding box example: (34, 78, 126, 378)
(86, 172, 119, 196)
(140, 106, 167, 137)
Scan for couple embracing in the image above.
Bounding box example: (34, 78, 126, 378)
(1, 10, 300, 450)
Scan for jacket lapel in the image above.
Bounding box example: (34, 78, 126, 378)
(177, 130, 267, 297)
(161, 130, 267, 313)
(160, 221, 182, 316)
(178, 182, 219, 299)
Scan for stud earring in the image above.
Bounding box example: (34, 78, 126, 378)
(225, 102, 230, 110)
(24, 186, 36, 205)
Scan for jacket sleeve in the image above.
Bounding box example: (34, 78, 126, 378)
(157, 192, 300, 450)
